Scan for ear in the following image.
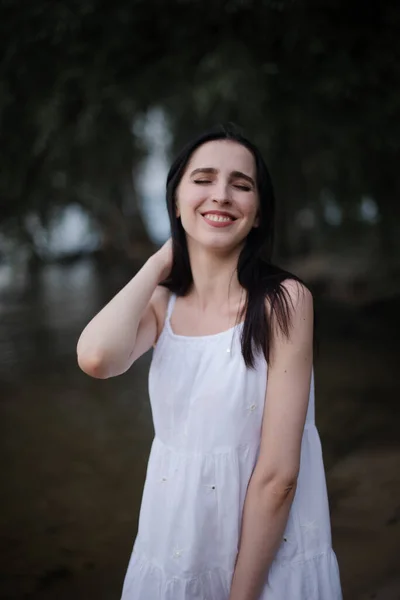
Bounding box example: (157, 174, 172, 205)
(253, 212, 260, 228)
(175, 202, 180, 218)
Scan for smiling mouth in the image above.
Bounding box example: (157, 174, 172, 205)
(201, 211, 237, 222)
(200, 212, 237, 228)
(204, 214, 235, 223)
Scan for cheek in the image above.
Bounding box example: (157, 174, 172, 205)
(240, 199, 260, 230)
(241, 197, 259, 219)
(178, 190, 205, 217)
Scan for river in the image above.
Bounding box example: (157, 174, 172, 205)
(0, 259, 399, 599)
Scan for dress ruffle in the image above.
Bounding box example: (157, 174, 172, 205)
(266, 549, 342, 600)
(121, 547, 231, 600)
(121, 547, 342, 600)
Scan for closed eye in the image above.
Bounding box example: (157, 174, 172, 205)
(194, 179, 251, 191)
(234, 184, 252, 191)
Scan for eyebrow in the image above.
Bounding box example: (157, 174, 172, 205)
(190, 167, 255, 186)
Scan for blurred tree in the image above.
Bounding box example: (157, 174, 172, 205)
(0, 0, 399, 264)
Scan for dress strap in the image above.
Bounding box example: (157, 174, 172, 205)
(166, 292, 177, 322)
(305, 367, 315, 424)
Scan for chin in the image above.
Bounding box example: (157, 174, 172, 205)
(190, 231, 244, 253)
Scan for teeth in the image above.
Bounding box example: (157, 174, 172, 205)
(205, 214, 233, 222)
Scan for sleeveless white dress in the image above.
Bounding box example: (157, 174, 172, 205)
(121, 293, 342, 600)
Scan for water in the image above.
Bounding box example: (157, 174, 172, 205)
(0, 260, 399, 599)
(0, 260, 154, 599)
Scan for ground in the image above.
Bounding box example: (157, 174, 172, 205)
(0, 262, 399, 599)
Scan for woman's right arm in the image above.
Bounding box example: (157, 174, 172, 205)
(76, 240, 172, 379)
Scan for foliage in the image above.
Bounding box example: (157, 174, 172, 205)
(0, 0, 399, 260)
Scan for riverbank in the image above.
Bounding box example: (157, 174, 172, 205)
(0, 260, 399, 599)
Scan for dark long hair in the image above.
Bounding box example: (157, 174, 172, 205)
(161, 124, 306, 368)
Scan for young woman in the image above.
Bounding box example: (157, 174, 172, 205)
(77, 125, 342, 600)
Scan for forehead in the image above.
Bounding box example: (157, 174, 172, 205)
(187, 140, 256, 176)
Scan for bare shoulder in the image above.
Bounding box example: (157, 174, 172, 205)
(281, 278, 313, 313)
(265, 278, 313, 314)
(150, 285, 171, 340)
(266, 278, 314, 347)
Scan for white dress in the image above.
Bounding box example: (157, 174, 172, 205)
(121, 293, 342, 600)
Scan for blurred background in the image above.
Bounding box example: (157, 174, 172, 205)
(1, 0, 399, 598)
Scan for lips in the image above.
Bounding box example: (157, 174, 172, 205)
(201, 211, 237, 221)
(201, 211, 237, 228)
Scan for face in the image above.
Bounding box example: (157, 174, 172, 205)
(175, 140, 260, 252)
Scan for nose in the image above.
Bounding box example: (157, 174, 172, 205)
(212, 181, 231, 205)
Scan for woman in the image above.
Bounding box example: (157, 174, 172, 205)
(77, 125, 342, 600)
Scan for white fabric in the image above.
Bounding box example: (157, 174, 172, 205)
(121, 293, 342, 600)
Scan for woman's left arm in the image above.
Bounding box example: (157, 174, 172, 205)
(229, 280, 314, 600)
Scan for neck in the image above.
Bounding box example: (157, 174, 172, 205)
(186, 240, 244, 310)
